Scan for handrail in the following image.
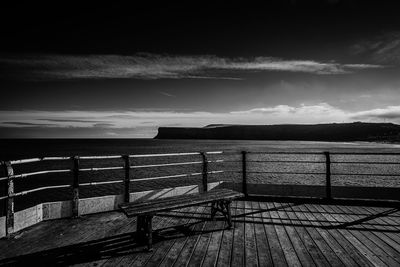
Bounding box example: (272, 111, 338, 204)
(1, 148, 400, 236)
(132, 170, 224, 182)
(10, 157, 71, 165)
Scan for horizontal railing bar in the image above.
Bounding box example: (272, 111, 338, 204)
(332, 173, 400, 177)
(247, 171, 326, 175)
(79, 166, 124, 172)
(0, 176, 8, 181)
(247, 160, 325, 164)
(330, 152, 400, 155)
(12, 184, 72, 197)
(331, 161, 400, 165)
(0, 195, 8, 200)
(132, 170, 224, 182)
(248, 151, 324, 155)
(10, 157, 71, 165)
(131, 159, 224, 169)
(80, 180, 124, 186)
(78, 155, 123, 160)
(129, 151, 223, 158)
(10, 169, 71, 179)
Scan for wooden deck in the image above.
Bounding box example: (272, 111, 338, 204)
(0, 200, 399, 266)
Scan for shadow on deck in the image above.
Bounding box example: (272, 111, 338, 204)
(0, 200, 399, 266)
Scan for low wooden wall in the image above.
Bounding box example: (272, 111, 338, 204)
(0, 181, 222, 238)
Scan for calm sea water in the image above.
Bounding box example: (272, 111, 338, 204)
(1, 138, 400, 159)
(1, 139, 400, 213)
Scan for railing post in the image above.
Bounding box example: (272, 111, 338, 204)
(200, 152, 208, 192)
(72, 156, 80, 217)
(3, 161, 14, 236)
(242, 151, 248, 197)
(324, 151, 332, 200)
(123, 155, 130, 203)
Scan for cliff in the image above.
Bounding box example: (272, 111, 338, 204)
(154, 122, 400, 141)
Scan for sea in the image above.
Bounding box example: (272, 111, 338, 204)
(1, 139, 400, 213)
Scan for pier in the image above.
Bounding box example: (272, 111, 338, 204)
(1, 151, 400, 266)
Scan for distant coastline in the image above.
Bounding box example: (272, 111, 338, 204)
(154, 122, 400, 142)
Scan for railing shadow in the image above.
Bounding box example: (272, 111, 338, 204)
(0, 220, 223, 266)
(1, 201, 399, 266)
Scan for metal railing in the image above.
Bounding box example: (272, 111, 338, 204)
(0, 151, 224, 235)
(1, 150, 400, 236)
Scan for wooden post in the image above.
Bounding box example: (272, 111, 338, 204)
(123, 155, 130, 203)
(324, 151, 332, 200)
(242, 151, 248, 197)
(72, 156, 80, 217)
(200, 152, 208, 192)
(3, 161, 14, 236)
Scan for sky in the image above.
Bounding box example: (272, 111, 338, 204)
(1, 1, 400, 138)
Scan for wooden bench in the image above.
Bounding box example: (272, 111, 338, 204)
(119, 188, 244, 250)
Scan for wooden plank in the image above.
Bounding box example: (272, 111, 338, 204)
(350, 206, 400, 248)
(334, 204, 400, 265)
(250, 201, 273, 267)
(186, 205, 220, 266)
(258, 201, 288, 267)
(143, 206, 202, 266)
(160, 206, 209, 266)
(272, 202, 317, 267)
(319, 204, 387, 267)
(121, 211, 182, 267)
(266, 202, 301, 267)
(311, 204, 376, 267)
(244, 201, 258, 267)
(296, 204, 344, 267)
(285, 204, 331, 267)
(215, 201, 236, 267)
(360, 206, 400, 246)
(101, 214, 174, 267)
(230, 200, 245, 266)
(199, 211, 225, 266)
(301, 204, 358, 267)
(172, 206, 209, 266)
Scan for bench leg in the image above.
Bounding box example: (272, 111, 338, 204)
(145, 215, 153, 252)
(136, 216, 145, 242)
(225, 201, 232, 229)
(211, 201, 218, 220)
(210, 200, 233, 229)
(136, 215, 153, 251)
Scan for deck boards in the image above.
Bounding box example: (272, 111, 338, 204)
(1, 200, 400, 266)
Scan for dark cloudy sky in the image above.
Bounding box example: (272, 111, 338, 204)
(1, 1, 400, 138)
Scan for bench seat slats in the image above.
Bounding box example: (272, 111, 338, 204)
(119, 189, 243, 217)
(119, 189, 237, 210)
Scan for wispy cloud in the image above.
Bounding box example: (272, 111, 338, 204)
(0, 53, 384, 81)
(3, 103, 400, 137)
(159, 91, 176, 98)
(351, 31, 400, 64)
(351, 106, 400, 120)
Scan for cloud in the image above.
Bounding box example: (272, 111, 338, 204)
(2, 104, 400, 137)
(351, 31, 400, 64)
(0, 53, 384, 81)
(351, 106, 400, 120)
(231, 103, 344, 116)
(1, 121, 55, 127)
(159, 91, 176, 98)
